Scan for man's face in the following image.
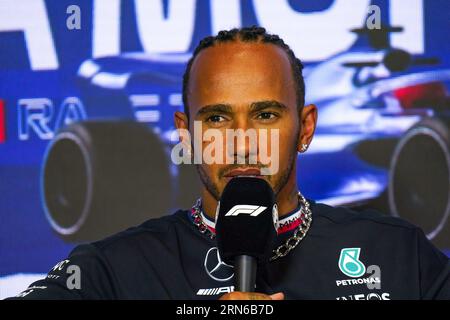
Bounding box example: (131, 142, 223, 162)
(182, 41, 303, 200)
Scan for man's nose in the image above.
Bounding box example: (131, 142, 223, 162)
(227, 118, 258, 164)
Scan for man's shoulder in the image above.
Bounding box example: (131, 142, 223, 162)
(311, 201, 418, 231)
(84, 210, 190, 256)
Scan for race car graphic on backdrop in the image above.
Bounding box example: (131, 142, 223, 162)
(0, 0, 449, 298)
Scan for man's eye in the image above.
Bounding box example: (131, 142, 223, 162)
(257, 112, 277, 120)
(206, 115, 226, 123)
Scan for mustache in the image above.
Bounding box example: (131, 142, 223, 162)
(218, 163, 267, 178)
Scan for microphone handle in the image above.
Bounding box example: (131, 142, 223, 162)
(234, 255, 257, 292)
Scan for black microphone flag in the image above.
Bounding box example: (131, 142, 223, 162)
(215, 177, 278, 291)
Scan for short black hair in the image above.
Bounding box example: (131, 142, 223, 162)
(182, 26, 305, 116)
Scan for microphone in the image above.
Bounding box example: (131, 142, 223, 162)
(215, 177, 278, 292)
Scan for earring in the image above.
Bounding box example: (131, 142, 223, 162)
(300, 143, 308, 152)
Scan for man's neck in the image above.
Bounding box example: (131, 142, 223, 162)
(200, 180, 299, 220)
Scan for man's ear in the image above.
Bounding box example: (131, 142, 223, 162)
(174, 111, 193, 159)
(297, 104, 318, 153)
(174, 111, 189, 130)
(174, 111, 191, 145)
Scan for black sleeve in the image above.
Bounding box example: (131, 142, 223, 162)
(416, 228, 450, 300)
(6, 244, 119, 300)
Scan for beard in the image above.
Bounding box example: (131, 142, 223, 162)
(195, 130, 300, 201)
(196, 164, 222, 201)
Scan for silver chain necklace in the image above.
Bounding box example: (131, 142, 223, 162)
(190, 192, 313, 261)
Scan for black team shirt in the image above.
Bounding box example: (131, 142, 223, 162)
(9, 201, 450, 300)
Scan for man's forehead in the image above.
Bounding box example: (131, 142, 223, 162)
(187, 41, 296, 111)
(191, 41, 291, 73)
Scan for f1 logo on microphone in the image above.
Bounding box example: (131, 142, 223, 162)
(224, 205, 267, 217)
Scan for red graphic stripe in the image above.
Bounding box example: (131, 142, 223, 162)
(0, 100, 5, 143)
(206, 225, 216, 234)
(277, 218, 301, 235)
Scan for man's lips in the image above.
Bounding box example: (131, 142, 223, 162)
(224, 168, 262, 177)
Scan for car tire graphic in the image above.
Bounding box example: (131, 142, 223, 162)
(41, 121, 172, 242)
(388, 117, 450, 247)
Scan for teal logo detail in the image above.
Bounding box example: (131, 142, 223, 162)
(338, 248, 366, 278)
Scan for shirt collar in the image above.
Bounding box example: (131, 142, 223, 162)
(200, 203, 304, 235)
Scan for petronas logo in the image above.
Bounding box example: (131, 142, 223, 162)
(338, 248, 366, 278)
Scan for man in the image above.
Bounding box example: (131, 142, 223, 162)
(10, 27, 450, 300)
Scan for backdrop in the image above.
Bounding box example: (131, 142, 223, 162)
(1, 0, 450, 298)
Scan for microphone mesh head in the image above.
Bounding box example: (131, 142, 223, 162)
(215, 177, 277, 265)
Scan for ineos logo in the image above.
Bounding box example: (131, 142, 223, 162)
(224, 205, 267, 217)
(204, 247, 234, 282)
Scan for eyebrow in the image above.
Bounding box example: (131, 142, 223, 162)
(196, 100, 287, 117)
(249, 100, 288, 113)
(196, 104, 233, 117)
